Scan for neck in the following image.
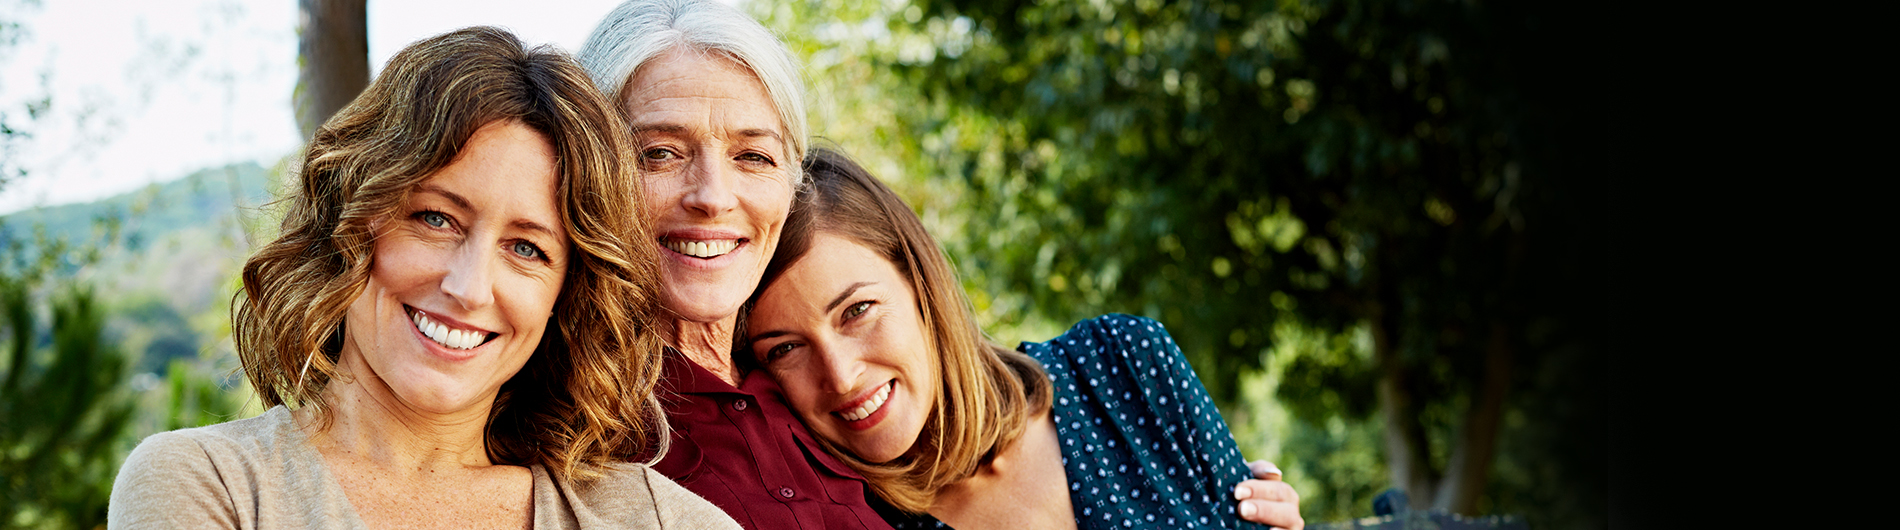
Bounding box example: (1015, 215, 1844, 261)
(669, 315, 741, 386)
(928, 410, 1075, 530)
(299, 354, 497, 472)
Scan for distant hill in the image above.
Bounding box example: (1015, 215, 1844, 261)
(0, 161, 279, 256)
(1, 161, 285, 375)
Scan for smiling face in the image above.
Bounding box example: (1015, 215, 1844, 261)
(747, 233, 938, 463)
(621, 48, 796, 325)
(338, 119, 568, 417)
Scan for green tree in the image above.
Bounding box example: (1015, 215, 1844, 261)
(1, 280, 139, 529)
(810, 0, 1607, 526)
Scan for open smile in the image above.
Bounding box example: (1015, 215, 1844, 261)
(833, 379, 895, 423)
(406, 306, 497, 351)
(661, 237, 744, 259)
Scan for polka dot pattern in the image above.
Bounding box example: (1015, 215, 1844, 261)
(886, 315, 1264, 530)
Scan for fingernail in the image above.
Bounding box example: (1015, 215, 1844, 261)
(1260, 462, 1283, 476)
(1240, 501, 1257, 517)
(1234, 485, 1251, 500)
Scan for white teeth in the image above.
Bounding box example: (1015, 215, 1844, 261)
(412, 311, 484, 351)
(839, 382, 893, 422)
(664, 239, 739, 258)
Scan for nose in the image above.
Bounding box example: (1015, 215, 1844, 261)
(813, 340, 866, 397)
(439, 242, 496, 310)
(681, 155, 739, 217)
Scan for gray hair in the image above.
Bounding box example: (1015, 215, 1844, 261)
(578, 0, 809, 176)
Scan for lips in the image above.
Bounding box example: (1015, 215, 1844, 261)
(835, 380, 894, 422)
(408, 308, 495, 351)
(661, 237, 741, 259)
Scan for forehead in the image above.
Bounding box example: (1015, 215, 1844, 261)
(416, 121, 565, 228)
(621, 48, 784, 135)
(765, 234, 904, 302)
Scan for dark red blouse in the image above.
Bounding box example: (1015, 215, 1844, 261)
(652, 349, 893, 530)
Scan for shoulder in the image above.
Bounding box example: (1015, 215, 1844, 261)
(560, 462, 740, 529)
(109, 410, 297, 529)
(1026, 314, 1185, 373)
(1031, 314, 1175, 353)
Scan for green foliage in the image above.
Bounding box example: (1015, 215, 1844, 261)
(1, 280, 138, 530)
(759, 0, 1606, 526)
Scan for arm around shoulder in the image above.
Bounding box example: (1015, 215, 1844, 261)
(109, 430, 241, 529)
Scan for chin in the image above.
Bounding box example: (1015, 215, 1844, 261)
(660, 284, 747, 323)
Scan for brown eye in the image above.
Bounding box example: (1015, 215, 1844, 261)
(644, 147, 677, 161)
(736, 152, 775, 166)
(764, 342, 798, 363)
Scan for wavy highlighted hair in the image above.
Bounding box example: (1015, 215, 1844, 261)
(235, 26, 668, 479)
(749, 148, 1054, 513)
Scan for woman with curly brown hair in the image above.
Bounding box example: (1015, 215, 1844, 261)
(108, 27, 736, 529)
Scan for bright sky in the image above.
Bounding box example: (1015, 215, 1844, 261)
(0, 0, 657, 215)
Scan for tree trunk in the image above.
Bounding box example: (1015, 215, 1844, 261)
(1372, 285, 1438, 509)
(1432, 320, 1513, 513)
(295, 0, 368, 139)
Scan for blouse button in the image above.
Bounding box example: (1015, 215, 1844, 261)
(732, 399, 748, 411)
(778, 487, 795, 498)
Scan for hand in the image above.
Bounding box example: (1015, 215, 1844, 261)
(1234, 460, 1304, 529)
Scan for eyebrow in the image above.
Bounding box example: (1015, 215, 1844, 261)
(826, 282, 875, 312)
(629, 123, 784, 146)
(737, 128, 783, 144)
(745, 281, 876, 345)
(416, 184, 559, 239)
(630, 123, 687, 135)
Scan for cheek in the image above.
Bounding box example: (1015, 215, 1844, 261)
(742, 180, 795, 228)
(641, 177, 687, 215)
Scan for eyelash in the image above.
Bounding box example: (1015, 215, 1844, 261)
(510, 240, 549, 262)
(413, 210, 551, 264)
(416, 210, 453, 230)
(764, 341, 798, 363)
(637, 145, 777, 167)
(737, 151, 776, 167)
(843, 301, 873, 320)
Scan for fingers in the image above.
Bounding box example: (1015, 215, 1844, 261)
(1236, 475, 1304, 529)
(1237, 498, 1305, 529)
(1248, 460, 1283, 480)
(1234, 479, 1300, 503)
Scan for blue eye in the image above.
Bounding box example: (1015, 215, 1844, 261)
(511, 241, 543, 260)
(420, 211, 449, 228)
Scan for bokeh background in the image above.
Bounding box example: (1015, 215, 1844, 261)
(1, 0, 1610, 528)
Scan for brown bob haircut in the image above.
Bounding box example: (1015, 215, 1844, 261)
(748, 147, 1054, 512)
(235, 26, 668, 479)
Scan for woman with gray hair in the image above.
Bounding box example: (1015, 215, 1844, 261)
(577, 1, 890, 529)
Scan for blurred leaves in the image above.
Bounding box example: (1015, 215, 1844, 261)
(761, 0, 1605, 526)
(1, 280, 136, 530)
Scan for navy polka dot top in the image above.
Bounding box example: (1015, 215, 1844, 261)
(886, 314, 1265, 530)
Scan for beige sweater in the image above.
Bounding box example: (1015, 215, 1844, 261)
(108, 406, 738, 529)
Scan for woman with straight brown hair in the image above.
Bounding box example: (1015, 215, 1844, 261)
(108, 26, 736, 529)
(741, 148, 1306, 530)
